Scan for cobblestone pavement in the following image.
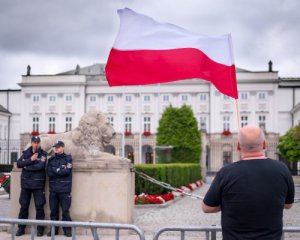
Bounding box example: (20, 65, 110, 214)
(0, 184, 300, 239)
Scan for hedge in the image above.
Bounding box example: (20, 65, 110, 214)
(0, 164, 13, 173)
(134, 163, 201, 194)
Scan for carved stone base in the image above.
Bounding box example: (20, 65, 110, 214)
(10, 158, 134, 234)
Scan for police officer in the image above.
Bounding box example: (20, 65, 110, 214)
(16, 136, 47, 237)
(47, 140, 73, 237)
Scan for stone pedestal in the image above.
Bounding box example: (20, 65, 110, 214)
(10, 158, 134, 232)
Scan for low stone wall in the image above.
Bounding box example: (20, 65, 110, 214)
(10, 158, 134, 234)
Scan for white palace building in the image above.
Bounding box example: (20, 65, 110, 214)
(0, 62, 299, 173)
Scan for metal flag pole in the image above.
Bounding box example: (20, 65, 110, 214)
(139, 86, 142, 164)
(122, 88, 125, 157)
(235, 99, 241, 130)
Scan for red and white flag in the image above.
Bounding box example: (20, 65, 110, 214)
(106, 8, 238, 99)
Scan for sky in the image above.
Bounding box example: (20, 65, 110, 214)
(1, 0, 300, 89)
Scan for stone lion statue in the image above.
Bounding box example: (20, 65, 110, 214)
(33, 111, 129, 162)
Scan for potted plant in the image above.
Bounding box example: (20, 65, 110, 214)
(124, 131, 132, 136)
(143, 131, 151, 136)
(222, 130, 232, 136)
(31, 131, 40, 136)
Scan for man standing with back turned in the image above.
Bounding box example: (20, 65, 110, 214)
(202, 125, 294, 240)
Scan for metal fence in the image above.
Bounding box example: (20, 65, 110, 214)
(0, 139, 21, 164)
(153, 226, 221, 240)
(153, 226, 300, 240)
(0, 218, 145, 240)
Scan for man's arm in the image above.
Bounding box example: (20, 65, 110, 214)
(284, 203, 293, 209)
(49, 155, 73, 177)
(284, 164, 295, 209)
(202, 202, 221, 213)
(202, 171, 222, 214)
(16, 149, 34, 168)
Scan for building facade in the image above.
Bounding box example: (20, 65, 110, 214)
(0, 63, 299, 172)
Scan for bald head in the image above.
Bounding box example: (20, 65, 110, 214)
(238, 125, 265, 153)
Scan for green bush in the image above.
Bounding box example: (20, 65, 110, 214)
(134, 163, 201, 194)
(0, 164, 13, 173)
(278, 125, 300, 162)
(156, 105, 202, 163)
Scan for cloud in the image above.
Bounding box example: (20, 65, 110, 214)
(0, 0, 300, 88)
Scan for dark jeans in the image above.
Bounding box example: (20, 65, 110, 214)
(49, 192, 72, 233)
(18, 188, 46, 233)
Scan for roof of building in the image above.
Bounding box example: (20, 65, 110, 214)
(279, 77, 300, 87)
(58, 63, 106, 76)
(0, 104, 10, 114)
(58, 64, 259, 76)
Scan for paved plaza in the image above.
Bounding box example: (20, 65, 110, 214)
(0, 184, 299, 239)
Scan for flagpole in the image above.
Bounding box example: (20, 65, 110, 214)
(139, 86, 142, 164)
(122, 89, 125, 157)
(235, 99, 241, 130)
(155, 83, 161, 164)
(229, 35, 240, 131)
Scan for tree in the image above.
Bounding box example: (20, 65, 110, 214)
(156, 105, 202, 163)
(278, 125, 300, 162)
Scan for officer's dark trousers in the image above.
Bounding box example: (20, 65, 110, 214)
(18, 188, 45, 233)
(49, 192, 72, 233)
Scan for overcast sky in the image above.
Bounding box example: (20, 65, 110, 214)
(1, 0, 299, 89)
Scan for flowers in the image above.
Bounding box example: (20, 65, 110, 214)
(31, 131, 40, 136)
(135, 180, 203, 205)
(47, 131, 56, 134)
(0, 174, 10, 194)
(124, 131, 132, 136)
(135, 192, 174, 205)
(143, 131, 151, 136)
(222, 130, 232, 136)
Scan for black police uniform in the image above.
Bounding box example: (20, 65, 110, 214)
(16, 145, 47, 235)
(47, 152, 73, 235)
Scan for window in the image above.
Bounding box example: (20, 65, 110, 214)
(222, 144, 233, 165)
(107, 116, 114, 127)
(65, 95, 73, 102)
(33, 117, 39, 132)
(65, 117, 72, 132)
(49, 95, 56, 102)
(239, 92, 248, 100)
(144, 95, 150, 102)
(258, 115, 266, 130)
(241, 115, 248, 127)
(89, 95, 97, 102)
(223, 95, 230, 100)
(125, 117, 132, 132)
(144, 117, 151, 132)
(258, 92, 267, 100)
(181, 95, 188, 102)
(49, 117, 56, 132)
(125, 95, 132, 102)
(199, 116, 207, 131)
(223, 116, 230, 131)
(32, 95, 40, 102)
(199, 94, 207, 102)
(163, 95, 169, 102)
(107, 95, 114, 102)
(4, 126, 7, 139)
(0, 125, 2, 139)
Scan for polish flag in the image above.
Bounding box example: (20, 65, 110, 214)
(106, 8, 238, 99)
